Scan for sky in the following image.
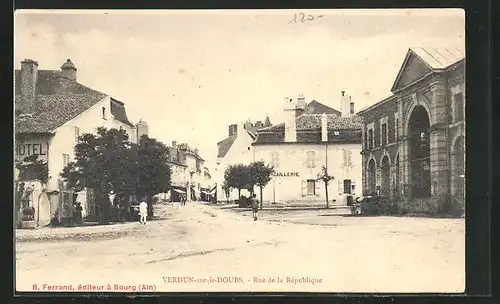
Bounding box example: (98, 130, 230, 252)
(14, 9, 465, 169)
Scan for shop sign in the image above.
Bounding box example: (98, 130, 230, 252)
(273, 172, 299, 177)
(16, 141, 48, 162)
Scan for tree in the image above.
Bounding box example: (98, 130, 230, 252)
(15, 154, 50, 226)
(249, 161, 275, 210)
(131, 135, 172, 217)
(221, 181, 231, 204)
(61, 128, 171, 223)
(317, 165, 335, 209)
(223, 164, 251, 200)
(61, 127, 133, 224)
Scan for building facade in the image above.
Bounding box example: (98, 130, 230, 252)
(252, 94, 363, 205)
(166, 141, 212, 202)
(15, 59, 137, 225)
(358, 47, 465, 212)
(214, 118, 271, 201)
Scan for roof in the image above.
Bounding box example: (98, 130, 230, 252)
(15, 93, 107, 134)
(217, 135, 237, 158)
(15, 67, 135, 134)
(357, 94, 397, 116)
(303, 100, 341, 116)
(391, 47, 465, 92)
(15, 70, 103, 96)
(110, 98, 135, 127)
(253, 114, 362, 145)
(410, 47, 465, 69)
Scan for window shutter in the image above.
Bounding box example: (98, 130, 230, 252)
(314, 180, 320, 196)
(338, 180, 343, 195)
(301, 180, 305, 197)
(347, 151, 352, 167)
(342, 150, 347, 168)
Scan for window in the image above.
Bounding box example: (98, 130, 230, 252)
(381, 123, 388, 145)
(368, 129, 374, 149)
(271, 152, 280, 169)
(306, 180, 316, 196)
(343, 150, 353, 167)
(74, 126, 80, 142)
(306, 151, 316, 168)
(350, 102, 355, 114)
(63, 153, 70, 168)
(102, 107, 107, 120)
(454, 93, 464, 122)
(343, 179, 352, 194)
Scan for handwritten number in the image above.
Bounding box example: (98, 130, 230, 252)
(290, 12, 320, 24)
(300, 12, 306, 22)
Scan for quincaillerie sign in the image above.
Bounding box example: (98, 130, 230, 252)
(273, 172, 299, 177)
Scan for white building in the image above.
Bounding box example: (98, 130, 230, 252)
(215, 118, 271, 201)
(14, 58, 137, 226)
(251, 94, 363, 205)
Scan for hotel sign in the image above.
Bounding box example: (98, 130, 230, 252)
(16, 141, 48, 162)
(273, 172, 299, 177)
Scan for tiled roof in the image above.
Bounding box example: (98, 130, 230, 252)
(14, 70, 101, 96)
(296, 114, 363, 130)
(303, 100, 341, 116)
(253, 114, 362, 145)
(15, 67, 135, 134)
(217, 135, 237, 158)
(110, 98, 135, 127)
(410, 47, 465, 69)
(15, 93, 107, 134)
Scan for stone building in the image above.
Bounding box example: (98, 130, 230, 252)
(358, 47, 465, 212)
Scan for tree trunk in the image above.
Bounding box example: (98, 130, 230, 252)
(259, 186, 263, 210)
(238, 188, 241, 200)
(325, 181, 329, 209)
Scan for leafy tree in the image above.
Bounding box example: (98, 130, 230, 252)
(223, 164, 251, 200)
(61, 128, 171, 223)
(131, 135, 172, 216)
(317, 165, 335, 209)
(15, 154, 49, 226)
(61, 127, 133, 224)
(249, 161, 275, 210)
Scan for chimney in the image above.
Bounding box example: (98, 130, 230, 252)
(194, 148, 199, 155)
(350, 98, 355, 115)
(244, 121, 252, 130)
(296, 94, 306, 117)
(284, 96, 297, 142)
(20, 59, 38, 114)
(61, 59, 77, 82)
(340, 90, 351, 117)
(321, 113, 328, 142)
(228, 124, 238, 136)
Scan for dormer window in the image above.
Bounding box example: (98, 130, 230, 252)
(102, 107, 107, 120)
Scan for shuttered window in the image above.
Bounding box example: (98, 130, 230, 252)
(343, 179, 352, 194)
(306, 151, 316, 168)
(306, 180, 316, 196)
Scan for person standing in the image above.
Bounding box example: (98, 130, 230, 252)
(251, 194, 259, 221)
(139, 199, 148, 224)
(73, 202, 83, 226)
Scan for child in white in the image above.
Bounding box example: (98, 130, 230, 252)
(139, 200, 148, 224)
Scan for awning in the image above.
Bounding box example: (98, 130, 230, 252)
(173, 189, 186, 194)
(201, 191, 213, 195)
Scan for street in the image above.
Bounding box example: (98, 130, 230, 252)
(16, 202, 465, 293)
